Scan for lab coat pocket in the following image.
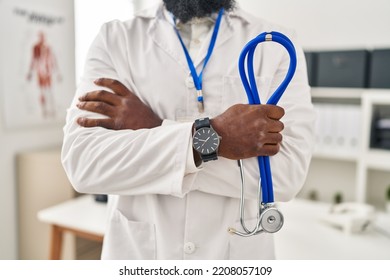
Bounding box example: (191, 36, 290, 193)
(228, 217, 275, 260)
(222, 76, 273, 109)
(102, 209, 156, 260)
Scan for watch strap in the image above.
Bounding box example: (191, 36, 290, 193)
(194, 117, 211, 130)
(201, 152, 218, 162)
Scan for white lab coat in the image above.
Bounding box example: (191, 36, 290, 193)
(61, 3, 315, 259)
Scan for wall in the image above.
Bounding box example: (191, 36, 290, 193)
(0, 129, 65, 260)
(238, 0, 390, 50)
(74, 0, 132, 81)
(0, 0, 75, 259)
(131, 0, 159, 12)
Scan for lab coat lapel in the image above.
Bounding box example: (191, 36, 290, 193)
(148, 16, 190, 73)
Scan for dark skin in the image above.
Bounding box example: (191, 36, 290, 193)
(77, 78, 285, 162)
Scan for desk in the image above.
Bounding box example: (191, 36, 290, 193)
(274, 199, 390, 259)
(37, 195, 108, 260)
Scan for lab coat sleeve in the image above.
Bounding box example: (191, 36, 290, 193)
(61, 23, 200, 197)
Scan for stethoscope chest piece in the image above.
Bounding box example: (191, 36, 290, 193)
(260, 205, 284, 233)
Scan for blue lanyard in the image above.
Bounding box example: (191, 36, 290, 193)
(173, 9, 224, 113)
(238, 31, 297, 204)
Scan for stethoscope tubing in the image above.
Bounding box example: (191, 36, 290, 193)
(229, 31, 296, 237)
(238, 31, 297, 204)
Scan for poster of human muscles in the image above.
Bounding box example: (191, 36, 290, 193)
(0, 0, 75, 128)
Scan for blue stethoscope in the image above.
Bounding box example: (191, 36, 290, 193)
(228, 31, 297, 237)
(172, 10, 297, 237)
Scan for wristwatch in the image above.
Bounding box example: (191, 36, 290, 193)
(192, 117, 220, 162)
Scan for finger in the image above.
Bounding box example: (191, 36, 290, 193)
(267, 119, 284, 133)
(77, 117, 115, 129)
(255, 131, 282, 155)
(265, 132, 283, 145)
(94, 78, 131, 97)
(79, 90, 121, 106)
(77, 101, 116, 117)
(261, 143, 281, 156)
(264, 105, 285, 120)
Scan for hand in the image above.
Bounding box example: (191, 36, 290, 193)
(77, 78, 162, 130)
(211, 104, 285, 160)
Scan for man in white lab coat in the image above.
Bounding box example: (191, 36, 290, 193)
(62, 0, 315, 259)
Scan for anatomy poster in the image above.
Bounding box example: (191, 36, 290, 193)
(0, 0, 75, 128)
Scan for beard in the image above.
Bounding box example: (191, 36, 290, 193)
(163, 0, 236, 23)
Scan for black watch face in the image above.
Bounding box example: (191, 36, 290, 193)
(193, 128, 220, 155)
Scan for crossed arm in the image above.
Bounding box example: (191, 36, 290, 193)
(76, 78, 285, 161)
